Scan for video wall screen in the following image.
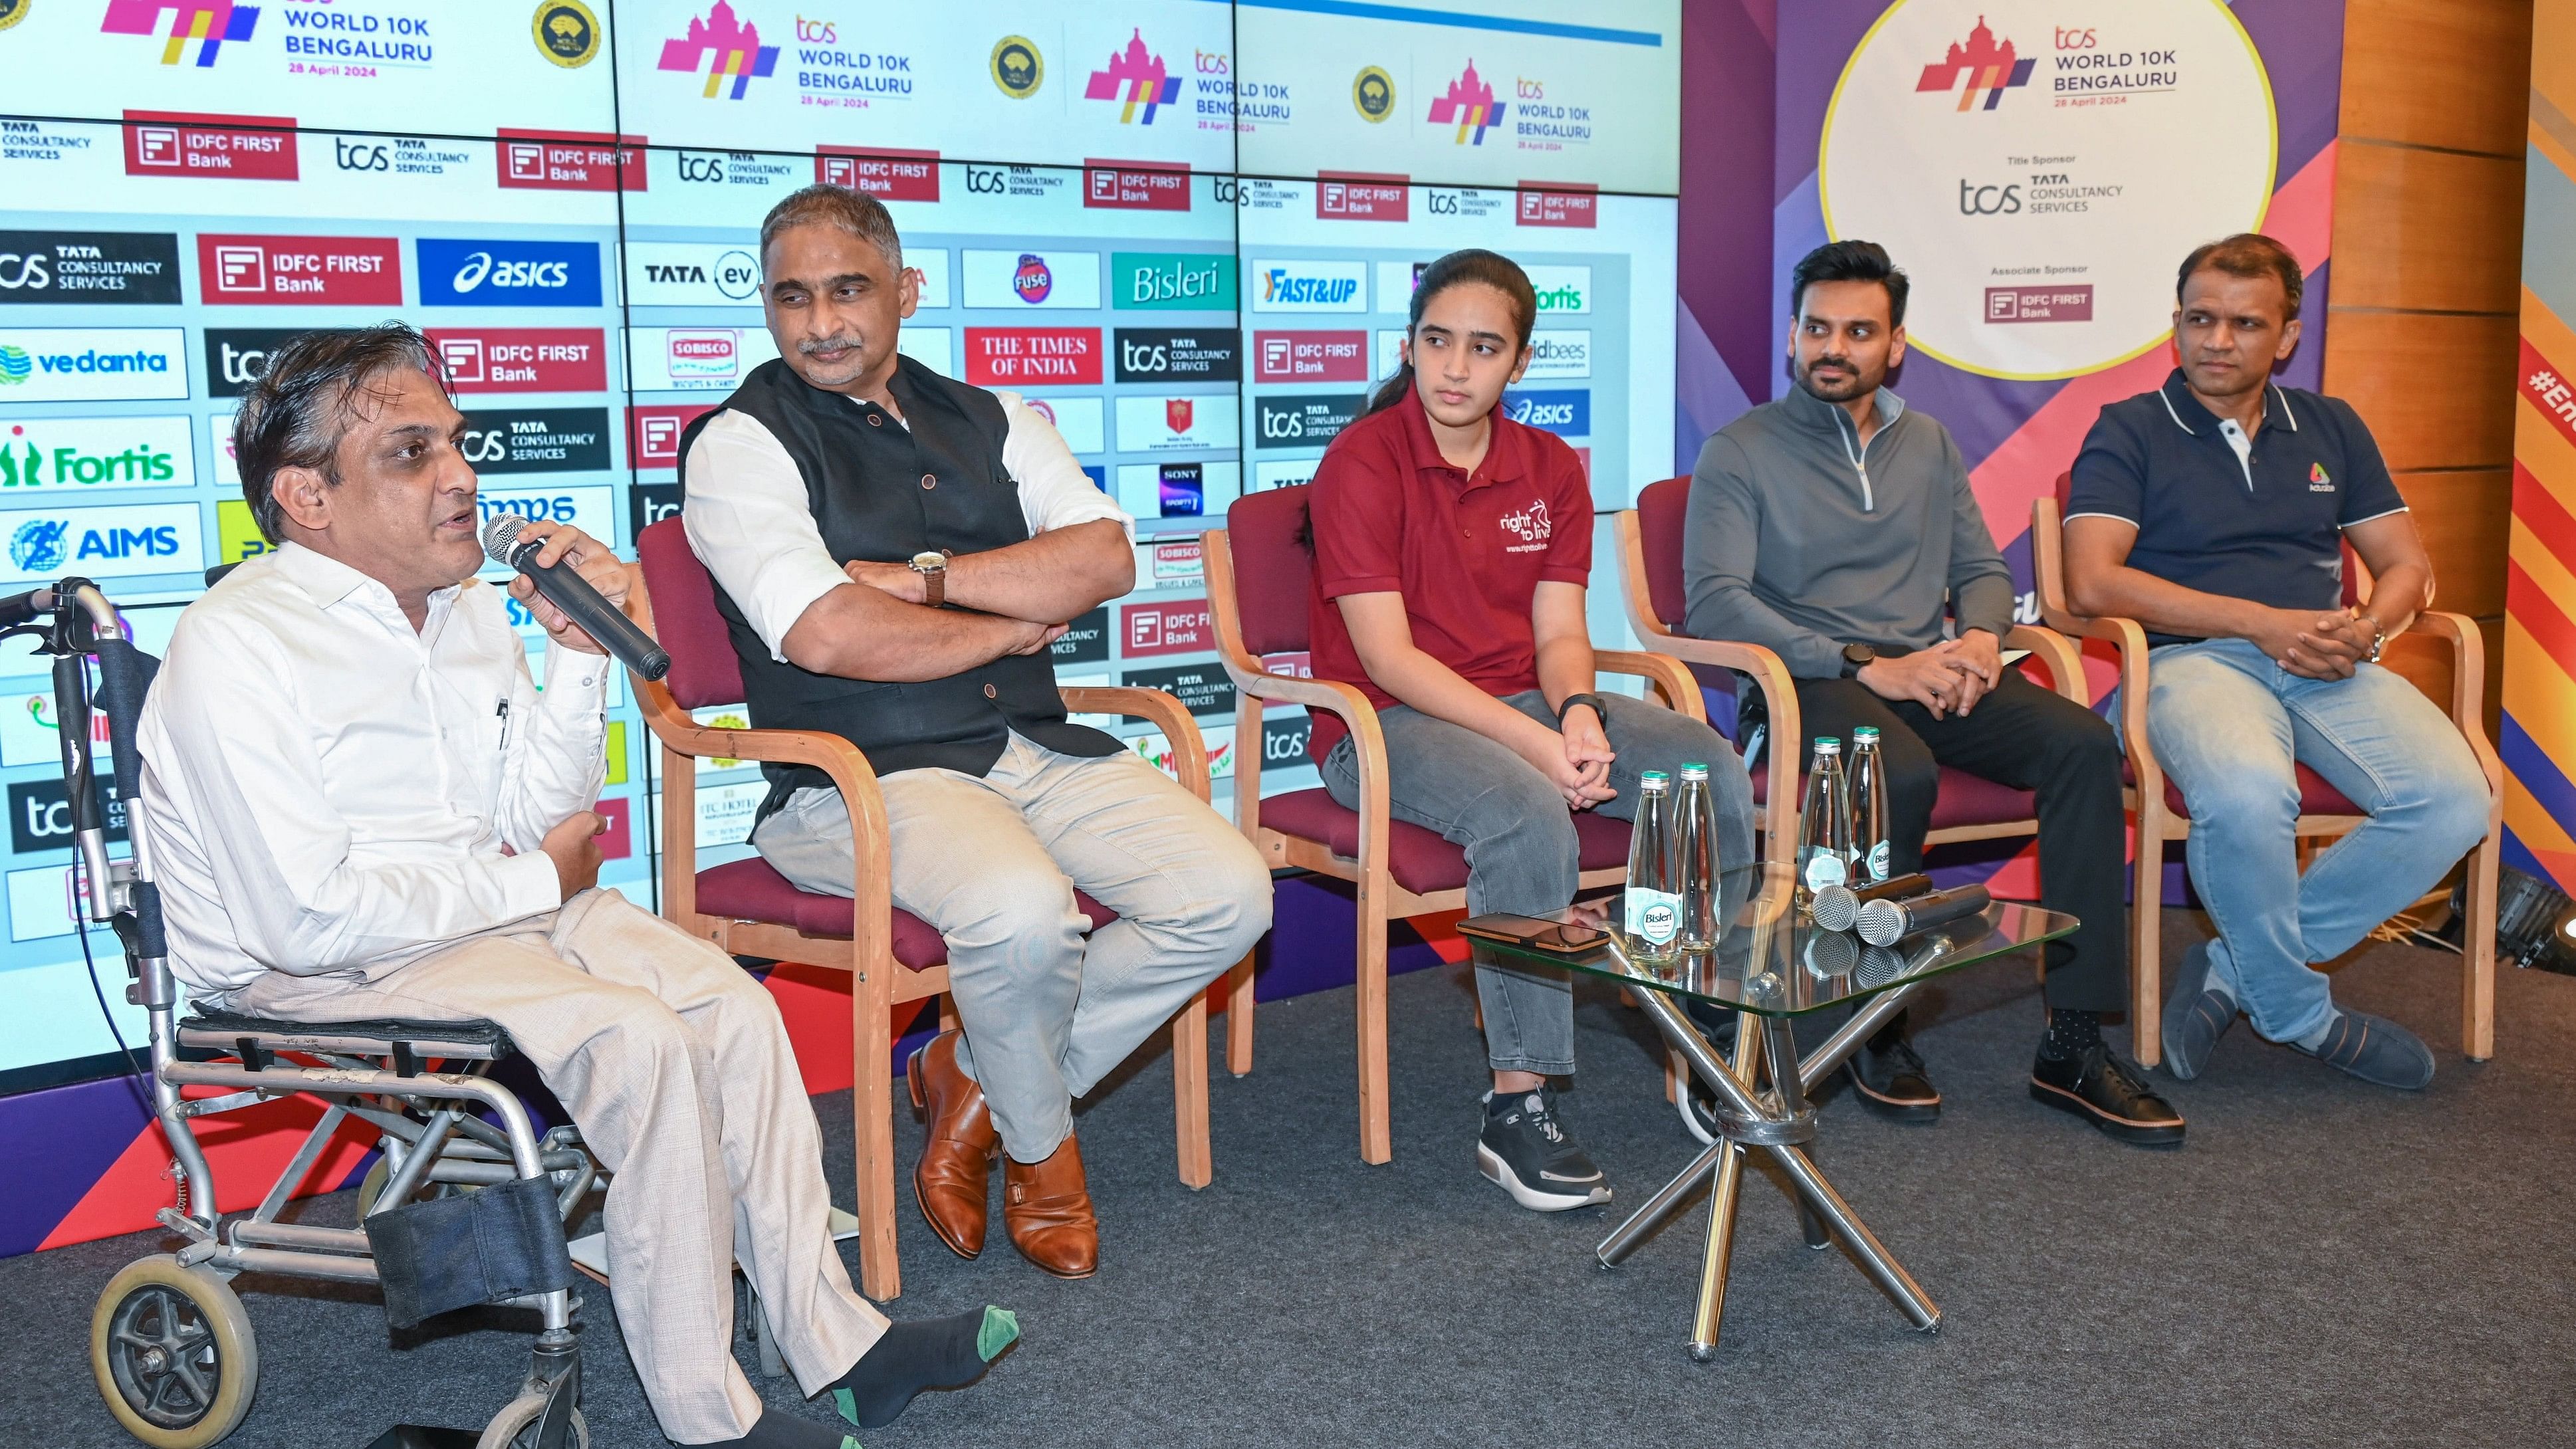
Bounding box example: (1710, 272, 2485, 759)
(0, 0, 1678, 1095)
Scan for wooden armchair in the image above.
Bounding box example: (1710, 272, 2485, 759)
(630, 518, 1217, 1299)
(1204, 483, 1703, 1164)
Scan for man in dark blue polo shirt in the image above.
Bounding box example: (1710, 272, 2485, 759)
(2065, 233, 2489, 1090)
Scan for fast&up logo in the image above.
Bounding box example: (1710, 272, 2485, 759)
(1427, 60, 1506, 144)
(101, 0, 259, 67)
(1084, 29, 1182, 124)
(1012, 254, 1054, 304)
(1915, 16, 2035, 112)
(1252, 261, 1365, 312)
(659, 1, 779, 100)
(417, 239, 603, 308)
(1504, 389, 1589, 438)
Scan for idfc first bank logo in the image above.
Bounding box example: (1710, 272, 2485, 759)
(417, 239, 603, 308)
(659, 1, 779, 100)
(1427, 60, 1506, 145)
(102, 0, 259, 67)
(1915, 15, 2036, 112)
(1085, 29, 1182, 124)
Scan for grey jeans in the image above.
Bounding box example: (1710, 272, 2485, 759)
(1320, 689, 1756, 1075)
(753, 734, 1273, 1161)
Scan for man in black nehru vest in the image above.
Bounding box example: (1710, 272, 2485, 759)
(681, 185, 1271, 1280)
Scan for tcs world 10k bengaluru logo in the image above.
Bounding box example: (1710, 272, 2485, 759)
(1915, 15, 2035, 112)
(1427, 60, 1505, 145)
(660, 1, 777, 100)
(100, 0, 259, 66)
(1085, 29, 1181, 124)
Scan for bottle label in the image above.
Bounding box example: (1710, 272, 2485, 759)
(1625, 887, 1682, 945)
(1865, 841, 1889, 881)
(1802, 851, 1847, 891)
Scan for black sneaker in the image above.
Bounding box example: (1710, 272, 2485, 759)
(1477, 1087, 1612, 1211)
(2030, 1044, 2186, 1147)
(1849, 1033, 1942, 1123)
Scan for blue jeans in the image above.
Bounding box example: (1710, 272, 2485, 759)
(1320, 690, 1756, 1075)
(2127, 639, 2487, 1044)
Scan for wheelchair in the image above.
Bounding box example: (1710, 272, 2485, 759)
(20, 580, 599, 1449)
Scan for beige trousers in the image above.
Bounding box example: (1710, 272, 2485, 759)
(233, 888, 887, 1445)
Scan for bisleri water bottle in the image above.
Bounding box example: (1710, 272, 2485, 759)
(1848, 726, 1891, 885)
(1797, 737, 1853, 905)
(1675, 762, 1721, 952)
(1624, 770, 1682, 965)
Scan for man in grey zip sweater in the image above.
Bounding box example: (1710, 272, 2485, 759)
(1681, 240, 2180, 1148)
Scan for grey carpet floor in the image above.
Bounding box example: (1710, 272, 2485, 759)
(6, 911, 2573, 1449)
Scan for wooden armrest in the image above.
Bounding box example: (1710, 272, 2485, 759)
(1060, 685, 1211, 803)
(1612, 635, 1797, 869)
(2004, 625, 2089, 704)
(2400, 612, 2502, 790)
(1596, 648, 1706, 723)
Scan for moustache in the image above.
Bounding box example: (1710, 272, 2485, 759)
(1808, 356, 1857, 374)
(798, 335, 865, 358)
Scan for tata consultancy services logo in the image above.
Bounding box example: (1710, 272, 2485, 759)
(532, 1, 600, 68)
(10, 517, 68, 573)
(659, 1, 777, 100)
(1427, 60, 1505, 145)
(1915, 16, 2035, 112)
(1084, 29, 1181, 125)
(102, 0, 259, 67)
(990, 35, 1042, 99)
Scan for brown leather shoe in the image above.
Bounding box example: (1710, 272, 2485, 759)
(1002, 1133, 1100, 1280)
(907, 1031, 996, 1260)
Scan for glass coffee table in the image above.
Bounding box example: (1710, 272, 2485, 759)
(1466, 863, 2077, 1360)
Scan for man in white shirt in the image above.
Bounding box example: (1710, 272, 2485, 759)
(681, 185, 1269, 1282)
(140, 325, 1012, 1449)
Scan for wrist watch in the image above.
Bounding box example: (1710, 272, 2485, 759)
(907, 550, 949, 608)
(2357, 612, 2387, 665)
(1556, 692, 1607, 728)
(1840, 642, 1877, 679)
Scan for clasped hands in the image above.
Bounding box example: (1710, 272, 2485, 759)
(1855, 631, 2004, 719)
(1521, 702, 1615, 812)
(842, 556, 1064, 655)
(2254, 606, 2379, 681)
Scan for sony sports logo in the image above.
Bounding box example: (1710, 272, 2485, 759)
(1250, 261, 1365, 313)
(417, 239, 603, 308)
(101, 0, 259, 68)
(0, 417, 195, 494)
(197, 234, 402, 306)
(0, 328, 187, 403)
(0, 502, 204, 585)
(1502, 388, 1588, 438)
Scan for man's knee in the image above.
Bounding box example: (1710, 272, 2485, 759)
(2037, 703, 2124, 781)
(935, 860, 1086, 956)
(2178, 758, 2300, 836)
(2401, 747, 2492, 861)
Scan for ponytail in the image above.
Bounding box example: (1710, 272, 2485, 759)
(1363, 248, 1540, 417)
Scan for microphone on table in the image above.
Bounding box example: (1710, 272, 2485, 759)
(482, 514, 671, 682)
(1855, 883, 1993, 947)
(1810, 871, 1934, 933)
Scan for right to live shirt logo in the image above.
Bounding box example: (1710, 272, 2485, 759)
(1498, 498, 1553, 552)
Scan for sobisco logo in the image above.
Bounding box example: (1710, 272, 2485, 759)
(532, 1, 600, 68)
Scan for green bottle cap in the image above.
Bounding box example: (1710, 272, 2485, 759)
(1852, 726, 1879, 744)
(1678, 762, 1710, 780)
(1639, 769, 1670, 789)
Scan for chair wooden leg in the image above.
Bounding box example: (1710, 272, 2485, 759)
(1665, 1048, 1684, 1105)
(1357, 875, 1393, 1166)
(1172, 988, 1213, 1189)
(2132, 818, 2166, 1067)
(2462, 837, 2500, 1061)
(852, 964, 901, 1300)
(1224, 954, 1255, 1077)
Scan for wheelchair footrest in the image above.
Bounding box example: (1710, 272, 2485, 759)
(179, 1007, 515, 1063)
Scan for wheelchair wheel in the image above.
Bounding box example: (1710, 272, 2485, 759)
(476, 1392, 588, 1449)
(90, 1254, 258, 1448)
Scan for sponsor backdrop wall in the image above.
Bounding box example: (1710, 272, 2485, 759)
(1675, 0, 2345, 899)
(2507, 2, 2576, 899)
(0, 0, 1678, 1252)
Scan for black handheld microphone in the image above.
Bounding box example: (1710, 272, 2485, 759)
(482, 515, 671, 682)
(1855, 883, 1994, 947)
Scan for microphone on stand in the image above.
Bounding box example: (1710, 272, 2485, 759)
(482, 514, 670, 682)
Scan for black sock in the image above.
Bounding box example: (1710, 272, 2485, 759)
(695, 1408, 856, 1449)
(2038, 1008, 2103, 1061)
(828, 1306, 1019, 1430)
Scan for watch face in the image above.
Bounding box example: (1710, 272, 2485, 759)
(911, 551, 946, 571)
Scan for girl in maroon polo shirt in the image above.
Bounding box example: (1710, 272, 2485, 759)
(1306, 249, 1756, 1212)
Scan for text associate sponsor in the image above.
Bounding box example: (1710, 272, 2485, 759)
(0, 328, 187, 403)
(197, 234, 402, 307)
(0, 501, 203, 586)
(122, 110, 298, 180)
(205, 327, 352, 399)
(1252, 330, 1366, 384)
(418, 239, 603, 309)
(1113, 253, 1234, 310)
(624, 243, 763, 307)
(1113, 328, 1240, 384)
(1250, 261, 1366, 314)
(627, 326, 783, 392)
(0, 232, 181, 306)
(425, 327, 608, 394)
(965, 328, 1101, 387)
(961, 250, 1102, 310)
(1503, 388, 1588, 437)
(458, 408, 610, 475)
(1254, 393, 1363, 449)
(0, 417, 194, 494)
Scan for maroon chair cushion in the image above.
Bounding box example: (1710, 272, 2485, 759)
(1634, 475, 1692, 630)
(695, 857, 1119, 971)
(1225, 485, 1314, 657)
(1748, 764, 2037, 830)
(2135, 760, 2357, 820)
(1258, 787, 1631, 896)
(637, 516, 747, 711)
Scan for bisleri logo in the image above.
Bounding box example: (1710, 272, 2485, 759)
(102, 0, 259, 67)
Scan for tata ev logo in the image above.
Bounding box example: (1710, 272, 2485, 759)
(416, 239, 603, 308)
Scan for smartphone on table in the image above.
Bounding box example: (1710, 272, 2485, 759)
(1457, 913, 1610, 954)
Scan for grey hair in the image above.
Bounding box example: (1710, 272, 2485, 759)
(231, 322, 444, 544)
(758, 183, 903, 273)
